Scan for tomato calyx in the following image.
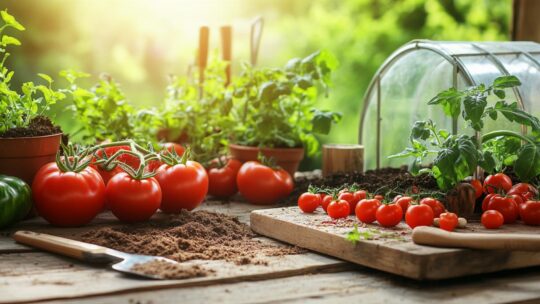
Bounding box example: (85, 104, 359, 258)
(257, 153, 282, 171)
(160, 146, 192, 166)
(91, 141, 159, 180)
(56, 144, 93, 173)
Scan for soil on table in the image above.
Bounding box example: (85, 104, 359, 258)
(130, 260, 210, 280)
(0, 116, 62, 138)
(80, 210, 303, 266)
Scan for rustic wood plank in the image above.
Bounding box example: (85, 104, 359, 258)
(251, 207, 540, 280)
(42, 268, 540, 304)
(0, 250, 346, 303)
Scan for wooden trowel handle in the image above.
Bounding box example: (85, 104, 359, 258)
(412, 226, 540, 251)
(13, 231, 112, 262)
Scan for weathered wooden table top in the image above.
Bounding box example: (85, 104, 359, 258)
(1, 199, 540, 304)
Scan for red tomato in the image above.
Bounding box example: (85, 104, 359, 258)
(483, 173, 512, 194)
(395, 196, 413, 214)
(486, 195, 518, 224)
(327, 199, 350, 219)
(207, 158, 241, 198)
(354, 190, 368, 203)
(298, 193, 321, 213)
(95, 145, 140, 170)
(405, 204, 434, 229)
(338, 192, 359, 215)
(481, 210, 504, 229)
(470, 179, 483, 199)
(236, 161, 293, 205)
(106, 172, 162, 222)
(508, 183, 539, 201)
(375, 204, 403, 227)
(392, 195, 403, 203)
(439, 212, 458, 231)
(482, 193, 498, 212)
(90, 164, 122, 185)
(419, 197, 445, 218)
(355, 198, 381, 224)
(321, 195, 332, 212)
(519, 200, 540, 226)
(373, 194, 384, 201)
(160, 142, 185, 156)
(155, 160, 209, 212)
(33, 163, 106, 227)
(509, 194, 524, 207)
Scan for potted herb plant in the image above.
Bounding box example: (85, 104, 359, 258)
(0, 10, 66, 184)
(228, 51, 341, 175)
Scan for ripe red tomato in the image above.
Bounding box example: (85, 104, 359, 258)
(486, 195, 518, 224)
(156, 160, 209, 212)
(298, 193, 321, 213)
(519, 200, 540, 226)
(355, 198, 381, 224)
(321, 195, 332, 212)
(90, 164, 122, 185)
(106, 172, 162, 222)
(481, 210, 504, 229)
(236, 161, 293, 205)
(483, 173, 512, 194)
(94, 145, 140, 170)
(508, 183, 539, 201)
(419, 197, 445, 218)
(373, 194, 384, 201)
(375, 204, 403, 227)
(439, 212, 458, 231)
(327, 199, 350, 219)
(207, 158, 241, 198)
(482, 193, 498, 211)
(33, 163, 106, 227)
(392, 194, 403, 203)
(470, 179, 483, 199)
(160, 142, 185, 156)
(338, 192, 359, 215)
(395, 196, 413, 214)
(354, 190, 367, 203)
(405, 204, 434, 229)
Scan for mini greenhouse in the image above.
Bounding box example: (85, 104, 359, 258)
(359, 40, 540, 170)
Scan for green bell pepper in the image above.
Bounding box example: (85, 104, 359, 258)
(0, 175, 32, 228)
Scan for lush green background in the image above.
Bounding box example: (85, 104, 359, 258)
(3, 0, 512, 169)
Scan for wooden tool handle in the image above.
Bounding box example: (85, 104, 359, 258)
(220, 25, 232, 86)
(412, 226, 540, 251)
(13, 231, 111, 261)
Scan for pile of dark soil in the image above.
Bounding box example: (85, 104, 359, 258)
(0, 116, 62, 138)
(130, 260, 210, 280)
(80, 210, 303, 266)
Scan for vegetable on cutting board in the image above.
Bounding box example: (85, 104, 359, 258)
(0, 175, 32, 228)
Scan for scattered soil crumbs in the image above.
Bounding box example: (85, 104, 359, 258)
(80, 210, 303, 266)
(130, 260, 209, 280)
(0, 116, 62, 138)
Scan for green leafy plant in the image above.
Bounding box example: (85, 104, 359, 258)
(0, 10, 65, 135)
(62, 71, 161, 145)
(230, 50, 342, 156)
(391, 76, 540, 190)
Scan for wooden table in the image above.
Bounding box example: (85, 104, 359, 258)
(2, 200, 540, 304)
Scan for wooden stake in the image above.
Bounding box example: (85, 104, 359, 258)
(220, 25, 232, 86)
(322, 144, 364, 177)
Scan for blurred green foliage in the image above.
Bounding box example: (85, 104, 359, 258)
(2, 0, 511, 169)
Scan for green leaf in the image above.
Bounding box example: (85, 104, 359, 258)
(479, 150, 496, 174)
(37, 73, 53, 84)
(258, 81, 277, 102)
(515, 143, 540, 181)
(311, 109, 342, 134)
(462, 93, 487, 131)
(1, 10, 25, 31)
(495, 102, 540, 132)
(428, 87, 461, 118)
(410, 121, 431, 140)
(1, 35, 20, 46)
(493, 89, 505, 99)
(493, 75, 521, 89)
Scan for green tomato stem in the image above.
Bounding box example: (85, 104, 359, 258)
(482, 130, 535, 145)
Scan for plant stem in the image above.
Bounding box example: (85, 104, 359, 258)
(482, 130, 535, 145)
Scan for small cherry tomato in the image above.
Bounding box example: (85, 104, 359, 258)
(519, 200, 540, 226)
(373, 194, 384, 201)
(355, 198, 381, 224)
(207, 158, 242, 198)
(508, 183, 539, 201)
(481, 210, 504, 229)
(353, 190, 367, 207)
(395, 196, 413, 214)
(321, 195, 333, 212)
(439, 212, 458, 231)
(160, 142, 185, 156)
(482, 193, 498, 212)
(405, 204, 434, 229)
(327, 199, 350, 219)
(483, 173, 512, 194)
(392, 195, 403, 203)
(486, 195, 518, 224)
(375, 204, 403, 227)
(339, 192, 359, 215)
(298, 193, 321, 213)
(470, 179, 483, 199)
(419, 197, 445, 218)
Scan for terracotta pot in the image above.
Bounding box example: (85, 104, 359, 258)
(0, 133, 62, 185)
(228, 144, 305, 176)
(156, 128, 189, 144)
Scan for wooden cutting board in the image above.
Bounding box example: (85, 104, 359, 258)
(250, 207, 540, 280)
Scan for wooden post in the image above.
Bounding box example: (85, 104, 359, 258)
(322, 144, 364, 177)
(220, 25, 232, 86)
(198, 26, 209, 99)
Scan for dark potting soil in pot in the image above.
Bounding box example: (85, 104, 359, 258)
(0, 116, 62, 138)
(80, 210, 304, 268)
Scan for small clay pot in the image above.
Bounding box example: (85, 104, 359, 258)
(0, 133, 62, 185)
(445, 183, 476, 219)
(228, 144, 305, 176)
